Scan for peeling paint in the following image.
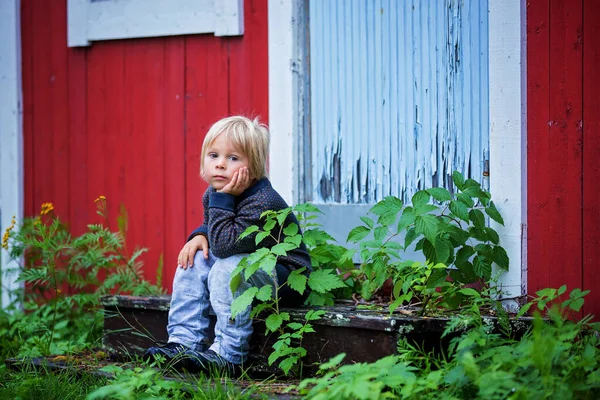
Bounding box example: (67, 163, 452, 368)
(309, 0, 489, 204)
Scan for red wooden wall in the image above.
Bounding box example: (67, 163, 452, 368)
(528, 0, 600, 318)
(20, 0, 269, 292)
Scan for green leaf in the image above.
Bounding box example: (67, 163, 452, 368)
(455, 246, 475, 265)
(320, 353, 346, 370)
(305, 309, 326, 321)
(259, 254, 277, 275)
(231, 287, 258, 318)
(271, 242, 297, 256)
(458, 288, 481, 298)
(283, 223, 299, 236)
(484, 227, 500, 245)
(434, 237, 452, 264)
(287, 322, 303, 330)
(569, 298, 585, 312)
(360, 216, 374, 229)
(415, 214, 438, 244)
(308, 269, 347, 293)
(414, 204, 438, 216)
(374, 226, 389, 241)
(452, 171, 465, 190)
(516, 302, 533, 318)
(230, 273, 242, 294)
(255, 231, 270, 245)
(469, 209, 486, 231)
(412, 190, 431, 208)
(293, 203, 322, 214)
(276, 208, 292, 226)
(279, 356, 299, 374)
(492, 246, 509, 270)
(456, 192, 475, 208)
(427, 187, 452, 202)
(239, 225, 259, 241)
(472, 256, 492, 280)
(265, 313, 283, 332)
(284, 234, 302, 247)
(557, 284, 567, 296)
(287, 269, 308, 294)
(404, 227, 419, 249)
(256, 285, 273, 301)
(449, 201, 469, 222)
(370, 196, 403, 216)
(422, 239, 436, 263)
(263, 218, 276, 232)
(347, 226, 371, 243)
(397, 207, 415, 232)
(485, 201, 505, 225)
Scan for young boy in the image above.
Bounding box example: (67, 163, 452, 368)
(145, 116, 312, 375)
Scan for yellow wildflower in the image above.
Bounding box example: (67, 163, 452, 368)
(94, 195, 107, 203)
(40, 202, 54, 215)
(2, 216, 16, 250)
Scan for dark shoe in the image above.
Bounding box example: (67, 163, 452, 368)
(176, 349, 241, 377)
(144, 342, 190, 361)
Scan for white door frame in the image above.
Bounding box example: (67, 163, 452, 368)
(268, 0, 526, 302)
(0, 0, 23, 309)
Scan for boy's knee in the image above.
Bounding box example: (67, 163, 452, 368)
(207, 255, 248, 292)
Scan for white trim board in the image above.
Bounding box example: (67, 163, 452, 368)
(0, 0, 23, 309)
(488, 0, 527, 303)
(68, 0, 244, 47)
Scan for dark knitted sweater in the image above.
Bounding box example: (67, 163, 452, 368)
(188, 178, 312, 273)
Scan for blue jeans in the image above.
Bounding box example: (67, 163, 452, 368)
(167, 251, 276, 365)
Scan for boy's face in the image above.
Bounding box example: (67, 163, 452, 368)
(203, 133, 250, 191)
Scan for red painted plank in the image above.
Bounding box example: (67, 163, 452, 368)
(20, 0, 34, 218)
(49, 0, 70, 220)
(583, 0, 600, 319)
(184, 36, 229, 237)
(228, 0, 269, 119)
(122, 40, 148, 279)
(527, 0, 551, 294)
(101, 40, 126, 251)
(163, 38, 186, 290)
(67, 46, 88, 236)
(86, 43, 109, 226)
(140, 38, 166, 286)
(546, 0, 583, 305)
(30, 1, 56, 215)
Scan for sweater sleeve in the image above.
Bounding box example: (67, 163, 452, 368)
(206, 191, 268, 258)
(187, 189, 211, 242)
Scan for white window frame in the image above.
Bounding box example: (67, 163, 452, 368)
(268, 0, 526, 303)
(0, 0, 23, 310)
(68, 0, 244, 47)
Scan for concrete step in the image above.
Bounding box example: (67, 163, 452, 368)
(100, 295, 533, 378)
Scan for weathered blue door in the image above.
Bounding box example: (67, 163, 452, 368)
(305, 0, 489, 242)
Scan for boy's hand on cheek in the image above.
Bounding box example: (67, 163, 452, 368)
(218, 167, 252, 196)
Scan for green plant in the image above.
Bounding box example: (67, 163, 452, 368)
(295, 289, 600, 400)
(1, 198, 163, 359)
(87, 364, 260, 400)
(517, 284, 590, 319)
(0, 364, 107, 400)
(295, 353, 417, 400)
(229, 204, 348, 375)
(346, 171, 509, 314)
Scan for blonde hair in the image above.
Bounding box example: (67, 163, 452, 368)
(200, 116, 270, 180)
